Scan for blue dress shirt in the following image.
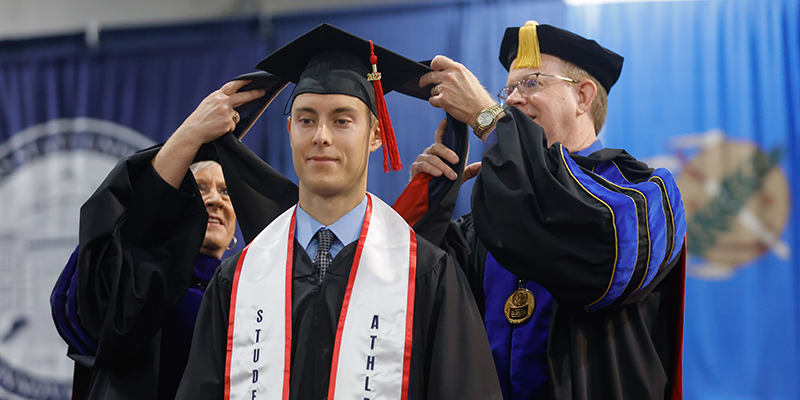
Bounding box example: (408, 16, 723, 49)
(574, 139, 604, 156)
(294, 195, 368, 259)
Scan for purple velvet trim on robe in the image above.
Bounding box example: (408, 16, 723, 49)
(51, 245, 98, 355)
(484, 251, 553, 399)
(157, 252, 220, 400)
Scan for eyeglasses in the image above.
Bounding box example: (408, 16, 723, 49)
(496, 72, 579, 101)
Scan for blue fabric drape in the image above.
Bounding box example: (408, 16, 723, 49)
(1, 0, 798, 399)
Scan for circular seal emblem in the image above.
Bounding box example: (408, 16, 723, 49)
(0, 118, 153, 400)
(670, 132, 790, 279)
(504, 287, 536, 324)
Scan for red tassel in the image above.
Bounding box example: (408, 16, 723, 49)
(368, 41, 402, 172)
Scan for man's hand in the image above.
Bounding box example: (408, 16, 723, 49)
(410, 119, 482, 183)
(463, 162, 482, 182)
(153, 80, 265, 188)
(419, 56, 497, 130)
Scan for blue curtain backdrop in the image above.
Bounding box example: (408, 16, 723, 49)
(567, 1, 800, 399)
(0, 0, 797, 399)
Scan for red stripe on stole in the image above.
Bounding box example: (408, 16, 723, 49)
(283, 211, 297, 400)
(401, 228, 417, 400)
(225, 244, 251, 400)
(327, 195, 374, 400)
(670, 239, 687, 400)
(392, 173, 433, 226)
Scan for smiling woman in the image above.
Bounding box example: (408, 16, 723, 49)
(191, 161, 237, 259)
(49, 77, 266, 400)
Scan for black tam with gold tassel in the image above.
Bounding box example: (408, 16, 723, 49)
(498, 21, 624, 93)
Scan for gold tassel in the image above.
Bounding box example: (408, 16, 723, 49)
(514, 20, 541, 70)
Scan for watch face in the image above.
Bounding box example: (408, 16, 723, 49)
(477, 112, 492, 126)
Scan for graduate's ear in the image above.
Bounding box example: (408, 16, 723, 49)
(368, 123, 382, 153)
(286, 116, 293, 144)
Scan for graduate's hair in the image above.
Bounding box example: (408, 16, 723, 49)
(189, 160, 221, 175)
(369, 111, 379, 130)
(561, 60, 608, 136)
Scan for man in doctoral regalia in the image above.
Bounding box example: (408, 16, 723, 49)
(175, 23, 502, 400)
(398, 21, 688, 399)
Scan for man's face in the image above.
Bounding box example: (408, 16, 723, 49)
(504, 54, 580, 147)
(288, 93, 381, 200)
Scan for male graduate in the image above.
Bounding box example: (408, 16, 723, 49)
(175, 24, 501, 400)
(399, 21, 687, 399)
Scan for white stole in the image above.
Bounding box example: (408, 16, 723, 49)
(225, 193, 417, 400)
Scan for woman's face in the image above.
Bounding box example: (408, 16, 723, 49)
(194, 163, 236, 259)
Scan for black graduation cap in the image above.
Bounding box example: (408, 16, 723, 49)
(498, 21, 624, 93)
(230, 71, 290, 140)
(254, 23, 432, 172)
(211, 24, 433, 243)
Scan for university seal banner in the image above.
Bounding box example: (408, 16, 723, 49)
(0, 119, 153, 400)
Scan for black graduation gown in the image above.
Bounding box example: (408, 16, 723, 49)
(175, 233, 501, 400)
(397, 107, 687, 400)
(54, 147, 208, 400)
(174, 130, 501, 400)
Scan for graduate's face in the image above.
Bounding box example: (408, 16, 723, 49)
(504, 54, 583, 148)
(288, 93, 381, 201)
(194, 163, 237, 259)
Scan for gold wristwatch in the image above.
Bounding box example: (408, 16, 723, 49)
(473, 104, 504, 136)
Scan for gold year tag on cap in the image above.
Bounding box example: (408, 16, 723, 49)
(504, 287, 536, 324)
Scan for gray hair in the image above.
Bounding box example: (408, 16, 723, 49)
(561, 60, 608, 136)
(189, 160, 221, 175)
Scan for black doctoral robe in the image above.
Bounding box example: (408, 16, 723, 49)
(48, 147, 215, 400)
(472, 107, 686, 400)
(49, 141, 299, 400)
(174, 132, 502, 400)
(50, 73, 295, 400)
(396, 107, 687, 400)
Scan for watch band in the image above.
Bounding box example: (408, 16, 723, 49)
(473, 104, 504, 136)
